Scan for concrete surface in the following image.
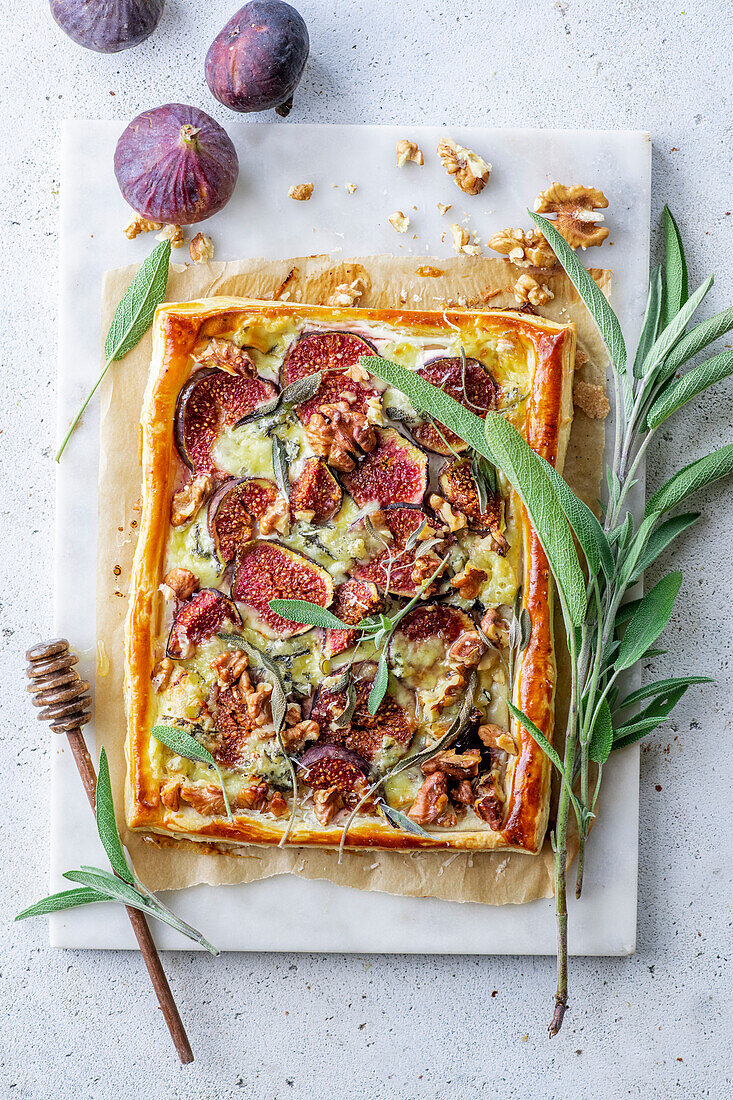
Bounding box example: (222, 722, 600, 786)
(0, 1, 731, 1097)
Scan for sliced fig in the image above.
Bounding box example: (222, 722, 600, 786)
(351, 506, 438, 597)
(297, 743, 370, 804)
(208, 477, 279, 562)
(324, 579, 383, 658)
(175, 367, 279, 476)
(438, 458, 507, 551)
(410, 356, 498, 454)
(289, 458, 343, 522)
(231, 541, 335, 637)
(389, 604, 475, 691)
(310, 667, 416, 764)
(340, 427, 428, 508)
(166, 588, 241, 659)
(280, 331, 379, 424)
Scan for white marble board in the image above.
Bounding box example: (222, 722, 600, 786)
(52, 122, 650, 954)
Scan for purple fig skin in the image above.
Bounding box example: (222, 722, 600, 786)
(50, 0, 164, 54)
(205, 1, 309, 117)
(114, 103, 239, 225)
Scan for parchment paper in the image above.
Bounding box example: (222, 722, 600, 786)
(96, 254, 609, 902)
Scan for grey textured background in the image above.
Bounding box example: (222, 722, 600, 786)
(1, 1, 731, 1097)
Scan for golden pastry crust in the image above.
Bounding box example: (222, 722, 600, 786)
(125, 298, 576, 854)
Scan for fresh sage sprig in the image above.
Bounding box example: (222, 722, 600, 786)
(16, 748, 218, 954)
(56, 240, 171, 462)
(357, 206, 731, 1036)
(151, 723, 233, 820)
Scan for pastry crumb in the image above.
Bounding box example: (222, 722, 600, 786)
(437, 202, 452, 216)
(345, 182, 357, 194)
(328, 277, 367, 307)
(573, 380, 610, 419)
(389, 210, 410, 233)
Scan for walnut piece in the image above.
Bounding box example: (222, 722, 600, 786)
(421, 748, 482, 779)
(280, 719, 320, 754)
(328, 277, 366, 308)
(210, 650, 249, 689)
(478, 724, 517, 754)
(313, 786, 344, 825)
(288, 182, 314, 201)
(534, 183, 609, 250)
(124, 212, 163, 239)
(450, 565, 488, 600)
(437, 202, 452, 216)
(573, 380, 610, 420)
(160, 777, 182, 811)
(345, 182, 357, 194)
(389, 210, 410, 234)
(486, 227, 557, 269)
(156, 224, 185, 248)
(437, 137, 491, 195)
(429, 492, 467, 533)
(306, 402, 377, 472)
(170, 474, 212, 527)
(161, 567, 200, 601)
(152, 657, 175, 693)
(410, 553, 449, 594)
(192, 338, 257, 377)
(259, 497, 290, 536)
(189, 232, 214, 263)
(480, 608, 510, 647)
(473, 773, 504, 829)
(514, 272, 554, 307)
(396, 139, 424, 167)
(408, 771, 449, 825)
(447, 631, 486, 669)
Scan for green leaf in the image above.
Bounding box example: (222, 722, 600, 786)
(380, 803, 433, 837)
(368, 653, 390, 716)
(647, 349, 733, 429)
(640, 275, 714, 381)
(542, 459, 614, 580)
(633, 265, 664, 377)
(530, 210, 627, 373)
(271, 434, 290, 499)
(57, 240, 171, 461)
(660, 305, 733, 381)
(151, 724, 232, 820)
(588, 698, 613, 765)
(661, 206, 689, 327)
(95, 747, 134, 885)
(615, 675, 713, 712)
(617, 510, 662, 591)
(645, 445, 733, 517)
(507, 701, 587, 825)
(615, 572, 683, 672)
(15, 887, 108, 920)
(63, 870, 219, 954)
(615, 598, 642, 628)
(483, 412, 587, 625)
(612, 685, 689, 750)
(630, 512, 700, 581)
(267, 599, 350, 630)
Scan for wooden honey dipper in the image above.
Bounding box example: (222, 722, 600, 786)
(26, 639, 194, 1064)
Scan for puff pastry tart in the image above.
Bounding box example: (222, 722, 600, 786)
(125, 298, 576, 853)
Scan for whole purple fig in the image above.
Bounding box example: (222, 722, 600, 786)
(114, 104, 239, 225)
(205, 1, 309, 118)
(50, 0, 164, 53)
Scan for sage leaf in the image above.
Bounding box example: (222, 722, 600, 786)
(518, 607, 532, 652)
(507, 701, 587, 825)
(267, 599, 350, 629)
(404, 517, 428, 552)
(151, 723, 233, 820)
(617, 511, 663, 591)
(647, 348, 733, 429)
(530, 211, 627, 374)
(542, 458, 614, 581)
(380, 802, 432, 837)
(271, 434, 291, 498)
(368, 653, 390, 716)
(615, 675, 713, 712)
(483, 411, 587, 626)
(660, 304, 733, 381)
(15, 887, 109, 920)
(95, 747, 134, 885)
(633, 264, 664, 377)
(615, 572, 682, 672)
(588, 698, 613, 765)
(661, 206, 689, 327)
(280, 370, 323, 407)
(645, 444, 733, 517)
(640, 275, 713, 382)
(629, 512, 699, 582)
(56, 240, 171, 462)
(333, 681, 357, 729)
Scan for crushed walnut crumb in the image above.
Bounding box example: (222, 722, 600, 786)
(573, 380, 610, 419)
(189, 232, 214, 263)
(156, 223, 185, 248)
(437, 137, 491, 195)
(514, 272, 554, 307)
(396, 138, 424, 167)
(327, 277, 366, 308)
(389, 210, 410, 234)
(534, 183, 609, 250)
(345, 182, 357, 194)
(151, 657, 175, 693)
(437, 202, 452, 216)
(288, 182, 314, 201)
(124, 212, 163, 240)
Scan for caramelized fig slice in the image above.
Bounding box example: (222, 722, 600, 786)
(231, 541, 335, 637)
(167, 588, 241, 659)
(208, 477, 279, 563)
(280, 331, 379, 424)
(298, 743, 370, 800)
(351, 506, 436, 597)
(438, 458, 507, 551)
(324, 579, 383, 658)
(310, 666, 416, 764)
(341, 427, 429, 508)
(174, 367, 279, 476)
(411, 356, 498, 454)
(389, 604, 475, 692)
(290, 458, 343, 522)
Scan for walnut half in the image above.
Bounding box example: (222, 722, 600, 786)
(437, 137, 491, 195)
(534, 183, 609, 250)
